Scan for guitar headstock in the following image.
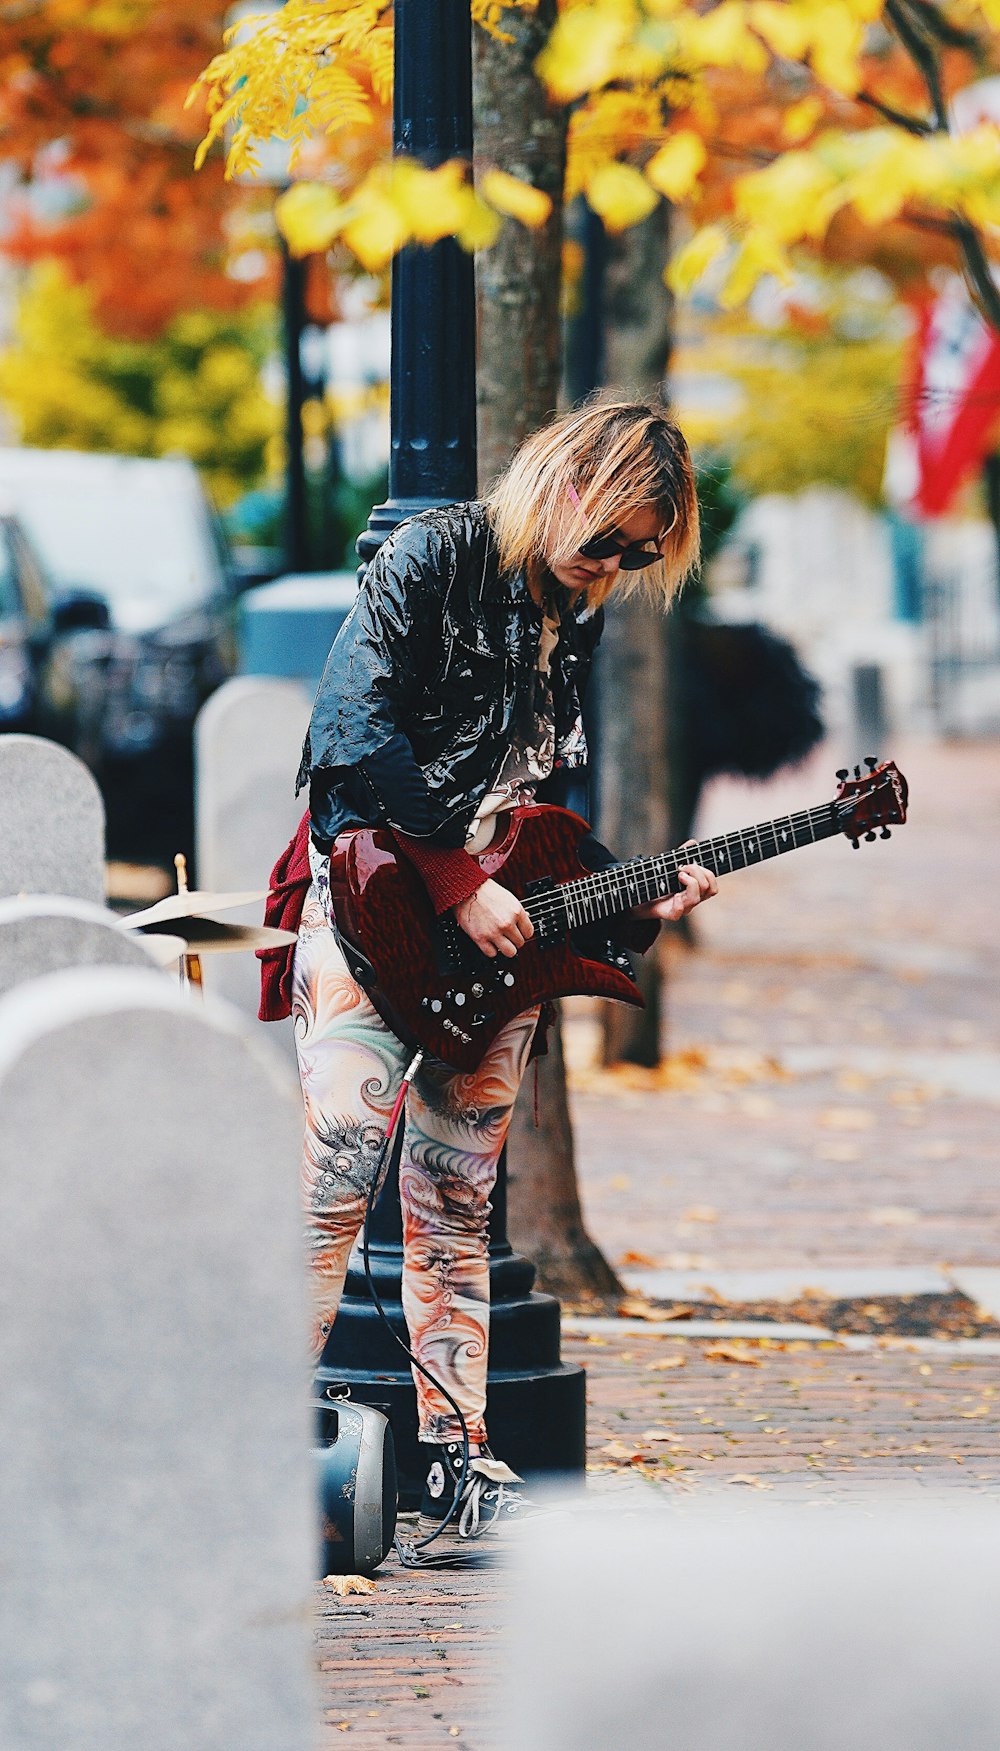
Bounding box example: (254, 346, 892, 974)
(834, 757, 909, 848)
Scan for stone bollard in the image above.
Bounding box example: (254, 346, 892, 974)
(0, 894, 167, 997)
(0, 734, 105, 902)
(503, 1501, 1000, 1751)
(195, 677, 311, 1043)
(0, 967, 316, 1751)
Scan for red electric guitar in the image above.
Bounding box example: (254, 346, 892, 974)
(327, 758, 909, 1073)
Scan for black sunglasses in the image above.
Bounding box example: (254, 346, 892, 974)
(577, 527, 663, 570)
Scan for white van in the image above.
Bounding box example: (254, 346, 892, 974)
(0, 448, 236, 861)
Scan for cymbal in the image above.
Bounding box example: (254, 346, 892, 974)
(131, 918, 298, 955)
(122, 889, 269, 929)
(131, 931, 189, 968)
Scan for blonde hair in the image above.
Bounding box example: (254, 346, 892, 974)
(485, 398, 700, 608)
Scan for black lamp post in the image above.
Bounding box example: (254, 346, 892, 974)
(316, 0, 586, 1508)
(280, 237, 310, 574)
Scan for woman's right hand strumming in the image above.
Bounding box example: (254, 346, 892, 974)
(454, 880, 535, 958)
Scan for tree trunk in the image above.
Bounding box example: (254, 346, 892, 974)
(474, 6, 622, 1301)
(598, 205, 677, 1065)
(597, 588, 670, 1067)
(473, 0, 565, 484)
(505, 1023, 623, 1303)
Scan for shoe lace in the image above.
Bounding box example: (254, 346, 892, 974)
(457, 1461, 525, 1540)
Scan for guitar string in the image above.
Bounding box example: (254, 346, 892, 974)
(524, 800, 857, 930)
(520, 803, 842, 932)
(527, 808, 826, 929)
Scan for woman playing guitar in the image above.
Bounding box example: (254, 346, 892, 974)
(284, 400, 718, 1554)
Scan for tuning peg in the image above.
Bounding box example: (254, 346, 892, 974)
(836, 768, 849, 782)
(880, 827, 891, 839)
(864, 831, 876, 842)
(864, 755, 878, 770)
(853, 765, 862, 780)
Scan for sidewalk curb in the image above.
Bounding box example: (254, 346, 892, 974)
(563, 1315, 1000, 1355)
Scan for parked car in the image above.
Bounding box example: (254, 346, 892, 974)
(0, 449, 236, 864)
(0, 503, 53, 731)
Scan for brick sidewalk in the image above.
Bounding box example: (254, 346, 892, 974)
(314, 1329, 1000, 1749)
(568, 739, 1000, 1272)
(313, 740, 1000, 1747)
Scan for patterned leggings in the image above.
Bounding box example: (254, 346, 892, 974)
(292, 883, 539, 1445)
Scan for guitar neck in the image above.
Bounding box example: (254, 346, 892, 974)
(525, 802, 842, 932)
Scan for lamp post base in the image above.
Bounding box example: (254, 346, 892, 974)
(317, 1283, 586, 1509)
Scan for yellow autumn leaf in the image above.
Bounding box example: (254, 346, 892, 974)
(809, 3, 865, 95)
(275, 182, 344, 256)
(457, 192, 504, 251)
(748, 0, 812, 61)
(735, 152, 843, 242)
(480, 167, 553, 228)
(389, 160, 471, 243)
(665, 222, 728, 294)
(341, 187, 411, 272)
(847, 138, 920, 224)
(961, 187, 1000, 230)
(587, 161, 659, 231)
(680, 2, 770, 72)
(782, 95, 825, 144)
(645, 130, 707, 201)
(535, 1, 633, 101)
(718, 233, 792, 308)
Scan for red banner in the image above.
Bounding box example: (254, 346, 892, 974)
(907, 277, 1000, 517)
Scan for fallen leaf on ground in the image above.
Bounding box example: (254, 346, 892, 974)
(729, 1473, 773, 1489)
(868, 1206, 919, 1226)
(960, 1406, 991, 1418)
(323, 1575, 377, 1596)
(819, 1106, 874, 1130)
(647, 1355, 687, 1370)
(640, 1428, 678, 1442)
(683, 1204, 719, 1223)
(816, 1141, 861, 1162)
(618, 1294, 671, 1322)
(618, 1249, 661, 1267)
(705, 1344, 762, 1366)
(599, 1439, 644, 1460)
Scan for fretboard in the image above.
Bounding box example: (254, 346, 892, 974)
(525, 802, 842, 933)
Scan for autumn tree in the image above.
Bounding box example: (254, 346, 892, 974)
(0, 263, 280, 507)
(0, 0, 273, 336)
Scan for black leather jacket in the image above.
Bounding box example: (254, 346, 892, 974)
(300, 501, 603, 850)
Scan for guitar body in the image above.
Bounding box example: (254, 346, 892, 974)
(326, 758, 911, 1074)
(328, 804, 642, 1073)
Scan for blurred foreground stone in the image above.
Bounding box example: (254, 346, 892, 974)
(195, 676, 310, 1043)
(0, 967, 316, 1750)
(503, 1500, 1000, 1751)
(0, 894, 161, 996)
(0, 734, 104, 903)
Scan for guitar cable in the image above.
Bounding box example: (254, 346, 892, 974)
(358, 1046, 476, 1569)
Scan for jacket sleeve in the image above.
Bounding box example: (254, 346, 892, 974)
(299, 518, 451, 781)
